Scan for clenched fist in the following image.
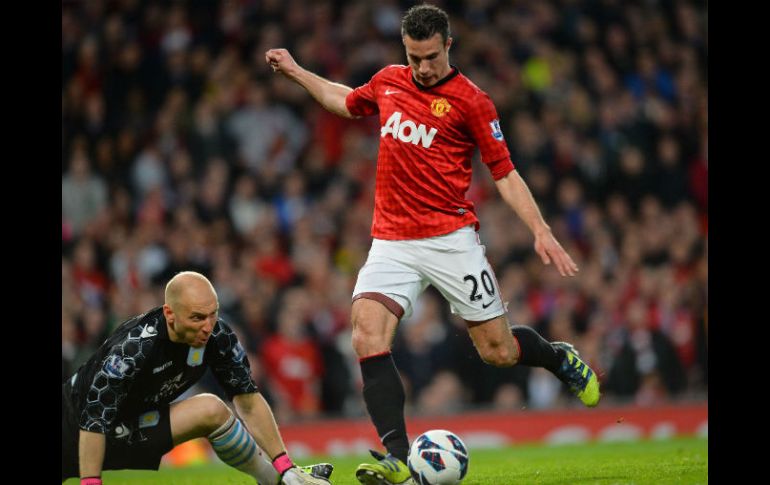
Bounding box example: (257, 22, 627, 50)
(265, 48, 299, 77)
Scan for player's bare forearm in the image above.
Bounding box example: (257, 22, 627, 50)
(495, 169, 579, 276)
(265, 48, 356, 119)
(79, 430, 106, 479)
(233, 392, 287, 460)
(294, 68, 355, 118)
(495, 169, 551, 237)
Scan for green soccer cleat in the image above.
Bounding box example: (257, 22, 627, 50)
(553, 342, 601, 407)
(356, 450, 416, 485)
(301, 463, 334, 483)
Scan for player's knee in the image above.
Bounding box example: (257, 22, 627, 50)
(480, 343, 518, 367)
(195, 393, 232, 429)
(350, 302, 392, 357)
(350, 316, 390, 357)
(351, 325, 389, 358)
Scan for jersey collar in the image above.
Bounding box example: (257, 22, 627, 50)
(411, 65, 460, 91)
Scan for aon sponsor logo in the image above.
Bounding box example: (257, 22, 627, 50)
(381, 111, 438, 148)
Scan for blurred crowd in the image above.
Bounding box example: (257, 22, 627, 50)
(62, 0, 707, 422)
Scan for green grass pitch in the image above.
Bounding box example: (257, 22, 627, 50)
(63, 437, 707, 484)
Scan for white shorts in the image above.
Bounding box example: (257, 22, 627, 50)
(352, 225, 507, 321)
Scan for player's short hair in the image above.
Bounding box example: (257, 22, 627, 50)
(401, 4, 450, 44)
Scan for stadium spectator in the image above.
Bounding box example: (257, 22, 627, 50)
(62, 147, 109, 240)
(392, 291, 454, 403)
(604, 297, 687, 401)
(262, 304, 325, 420)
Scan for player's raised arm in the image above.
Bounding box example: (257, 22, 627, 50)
(265, 48, 356, 119)
(494, 169, 580, 277)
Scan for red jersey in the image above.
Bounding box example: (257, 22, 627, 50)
(262, 335, 324, 413)
(346, 65, 514, 240)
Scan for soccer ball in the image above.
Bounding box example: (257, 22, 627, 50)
(407, 429, 469, 485)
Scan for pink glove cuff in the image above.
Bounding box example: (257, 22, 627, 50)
(81, 478, 103, 485)
(272, 452, 294, 475)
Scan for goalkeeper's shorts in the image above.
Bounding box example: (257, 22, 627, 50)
(62, 383, 173, 481)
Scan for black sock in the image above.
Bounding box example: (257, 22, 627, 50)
(360, 352, 409, 463)
(511, 325, 565, 374)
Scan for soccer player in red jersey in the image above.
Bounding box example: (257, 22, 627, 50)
(267, 5, 600, 485)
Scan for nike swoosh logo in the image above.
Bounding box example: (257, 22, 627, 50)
(385, 89, 401, 95)
(482, 301, 495, 309)
(380, 429, 396, 443)
(140, 325, 158, 339)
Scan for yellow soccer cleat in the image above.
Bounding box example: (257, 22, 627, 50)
(553, 342, 601, 407)
(356, 450, 416, 485)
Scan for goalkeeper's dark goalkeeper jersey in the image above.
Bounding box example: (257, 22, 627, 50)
(63, 307, 257, 434)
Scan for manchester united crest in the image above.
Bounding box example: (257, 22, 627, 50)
(430, 98, 451, 117)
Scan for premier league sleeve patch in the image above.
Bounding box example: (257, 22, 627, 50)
(103, 354, 132, 379)
(232, 341, 246, 362)
(489, 119, 504, 141)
